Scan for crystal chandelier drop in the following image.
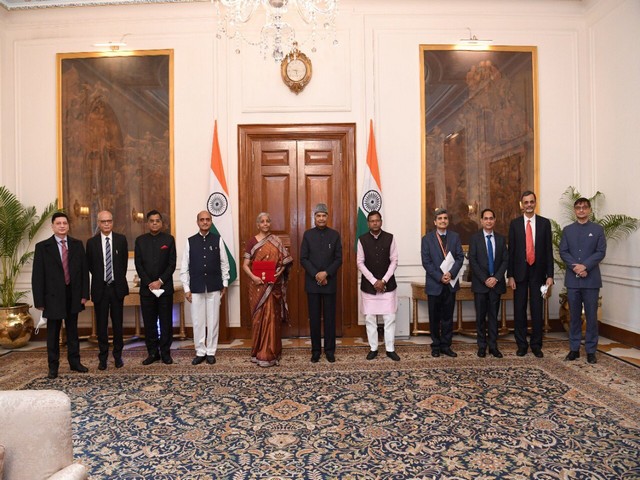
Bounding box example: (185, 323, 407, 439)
(213, 0, 339, 62)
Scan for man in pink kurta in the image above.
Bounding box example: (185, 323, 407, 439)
(356, 211, 400, 361)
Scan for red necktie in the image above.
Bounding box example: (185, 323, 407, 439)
(525, 220, 535, 266)
(61, 239, 71, 285)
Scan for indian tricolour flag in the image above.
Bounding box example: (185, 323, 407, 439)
(356, 120, 384, 244)
(207, 120, 237, 283)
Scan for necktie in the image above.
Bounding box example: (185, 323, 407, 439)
(60, 239, 70, 285)
(105, 237, 113, 283)
(486, 234, 494, 276)
(440, 234, 447, 245)
(526, 219, 535, 266)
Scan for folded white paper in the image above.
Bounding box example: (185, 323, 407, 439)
(151, 288, 165, 298)
(35, 311, 47, 334)
(540, 284, 549, 298)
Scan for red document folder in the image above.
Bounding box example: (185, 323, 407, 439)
(252, 261, 276, 283)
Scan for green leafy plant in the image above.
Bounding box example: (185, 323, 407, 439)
(551, 186, 639, 272)
(0, 186, 57, 307)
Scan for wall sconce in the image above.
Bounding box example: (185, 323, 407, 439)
(73, 200, 90, 219)
(131, 207, 145, 223)
(456, 28, 492, 50)
(93, 34, 130, 51)
(468, 202, 478, 215)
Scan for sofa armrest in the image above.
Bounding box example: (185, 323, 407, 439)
(47, 463, 88, 480)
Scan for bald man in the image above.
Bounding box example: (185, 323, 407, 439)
(180, 210, 230, 365)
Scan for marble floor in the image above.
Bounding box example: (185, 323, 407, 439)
(2, 331, 639, 367)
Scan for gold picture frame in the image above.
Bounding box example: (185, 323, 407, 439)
(57, 49, 175, 252)
(420, 45, 538, 244)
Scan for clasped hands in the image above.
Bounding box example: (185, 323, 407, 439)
(572, 263, 588, 278)
(315, 271, 328, 286)
(440, 272, 452, 285)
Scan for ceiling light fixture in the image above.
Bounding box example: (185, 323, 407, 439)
(213, 0, 339, 62)
(457, 28, 492, 50)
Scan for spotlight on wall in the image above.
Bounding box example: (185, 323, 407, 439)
(93, 34, 130, 51)
(456, 28, 492, 50)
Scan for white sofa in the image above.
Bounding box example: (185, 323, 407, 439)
(0, 390, 87, 480)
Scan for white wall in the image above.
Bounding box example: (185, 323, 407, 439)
(587, 0, 640, 333)
(1, 0, 637, 334)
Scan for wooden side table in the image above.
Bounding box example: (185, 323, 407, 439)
(86, 285, 187, 343)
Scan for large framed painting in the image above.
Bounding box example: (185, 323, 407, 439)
(420, 45, 538, 244)
(57, 49, 174, 252)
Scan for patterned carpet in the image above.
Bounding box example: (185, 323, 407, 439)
(1, 343, 639, 479)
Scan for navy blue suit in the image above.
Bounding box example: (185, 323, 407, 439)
(420, 230, 464, 351)
(469, 230, 508, 350)
(559, 221, 606, 353)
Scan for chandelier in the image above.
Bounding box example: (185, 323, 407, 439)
(213, 0, 339, 62)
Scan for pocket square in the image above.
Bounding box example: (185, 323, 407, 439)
(588, 233, 593, 237)
(161, 245, 169, 250)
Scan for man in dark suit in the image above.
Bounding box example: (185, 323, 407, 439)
(300, 203, 342, 363)
(469, 208, 509, 358)
(86, 210, 129, 370)
(560, 197, 606, 364)
(32, 212, 89, 379)
(421, 208, 465, 357)
(507, 191, 554, 358)
(134, 210, 177, 365)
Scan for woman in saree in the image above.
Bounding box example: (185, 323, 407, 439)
(242, 212, 293, 367)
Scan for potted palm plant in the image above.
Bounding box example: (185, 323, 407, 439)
(551, 186, 639, 331)
(0, 186, 57, 348)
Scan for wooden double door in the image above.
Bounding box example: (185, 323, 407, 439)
(237, 124, 359, 338)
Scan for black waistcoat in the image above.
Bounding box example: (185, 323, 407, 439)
(359, 230, 397, 294)
(188, 232, 223, 293)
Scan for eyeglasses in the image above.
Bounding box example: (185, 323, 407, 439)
(574, 205, 590, 210)
(99, 219, 113, 223)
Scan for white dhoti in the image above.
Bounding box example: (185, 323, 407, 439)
(361, 290, 398, 352)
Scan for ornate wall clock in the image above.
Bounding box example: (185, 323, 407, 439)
(280, 43, 312, 94)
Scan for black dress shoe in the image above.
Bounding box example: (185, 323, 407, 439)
(115, 358, 124, 369)
(565, 351, 580, 361)
(489, 349, 504, 359)
(386, 351, 400, 361)
(326, 353, 336, 363)
(206, 355, 216, 365)
(477, 348, 486, 358)
(70, 364, 89, 373)
(532, 349, 544, 358)
(587, 353, 597, 364)
(142, 355, 160, 365)
(311, 353, 320, 363)
(441, 349, 458, 358)
(162, 355, 174, 365)
(192, 355, 206, 365)
(47, 370, 58, 379)
(98, 362, 107, 371)
(431, 349, 440, 358)
(516, 347, 528, 357)
(366, 350, 378, 360)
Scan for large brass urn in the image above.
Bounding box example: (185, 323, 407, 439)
(0, 303, 34, 349)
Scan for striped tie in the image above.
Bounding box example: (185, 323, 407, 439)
(105, 237, 113, 283)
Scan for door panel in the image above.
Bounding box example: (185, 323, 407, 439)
(238, 124, 359, 339)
